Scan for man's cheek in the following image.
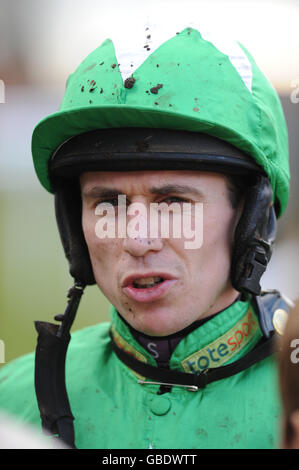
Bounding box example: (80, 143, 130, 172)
(91, 257, 113, 293)
(83, 215, 108, 248)
(82, 212, 95, 242)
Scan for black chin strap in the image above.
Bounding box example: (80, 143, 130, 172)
(34, 281, 85, 448)
(109, 329, 276, 391)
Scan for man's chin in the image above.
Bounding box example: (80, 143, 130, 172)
(123, 308, 187, 337)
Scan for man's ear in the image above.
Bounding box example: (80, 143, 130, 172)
(284, 410, 299, 449)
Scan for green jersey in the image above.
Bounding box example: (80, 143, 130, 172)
(0, 296, 282, 449)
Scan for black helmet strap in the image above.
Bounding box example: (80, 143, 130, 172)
(34, 281, 85, 448)
(231, 175, 276, 295)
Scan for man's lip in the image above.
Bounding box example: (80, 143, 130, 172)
(122, 272, 177, 288)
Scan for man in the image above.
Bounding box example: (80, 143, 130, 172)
(0, 26, 292, 449)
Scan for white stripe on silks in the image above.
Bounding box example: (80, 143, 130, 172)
(112, 21, 179, 81)
(112, 21, 252, 93)
(200, 31, 253, 92)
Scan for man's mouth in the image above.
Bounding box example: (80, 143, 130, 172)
(122, 273, 177, 303)
(132, 276, 164, 289)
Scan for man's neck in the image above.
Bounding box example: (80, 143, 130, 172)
(122, 293, 242, 367)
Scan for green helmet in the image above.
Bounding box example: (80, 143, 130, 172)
(32, 26, 289, 215)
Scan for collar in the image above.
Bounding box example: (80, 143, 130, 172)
(109, 297, 263, 376)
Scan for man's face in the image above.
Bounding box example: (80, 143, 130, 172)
(80, 170, 241, 336)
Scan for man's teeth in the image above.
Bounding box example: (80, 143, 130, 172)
(133, 276, 164, 288)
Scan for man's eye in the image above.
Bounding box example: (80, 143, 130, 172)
(106, 198, 119, 207)
(161, 196, 189, 204)
(96, 198, 120, 207)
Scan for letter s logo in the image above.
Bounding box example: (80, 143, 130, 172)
(290, 339, 299, 364)
(147, 342, 159, 359)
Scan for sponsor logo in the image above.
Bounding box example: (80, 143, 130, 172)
(182, 310, 258, 374)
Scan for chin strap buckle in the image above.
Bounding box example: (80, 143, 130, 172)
(137, 379, 199, 392)
(240, 238, 272, 296)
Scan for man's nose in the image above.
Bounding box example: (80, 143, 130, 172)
(122, 235, 164, 257)
(121, 200, 164, 257)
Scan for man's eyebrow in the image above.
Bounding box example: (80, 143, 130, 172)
(149, 184, 204, 197)
(81, 184, 204, 199)
(81, 187, 123, 199)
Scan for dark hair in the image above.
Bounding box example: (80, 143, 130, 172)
(225, 174, 255, 209)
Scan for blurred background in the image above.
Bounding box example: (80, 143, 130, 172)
(0, 0, 298, 365)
